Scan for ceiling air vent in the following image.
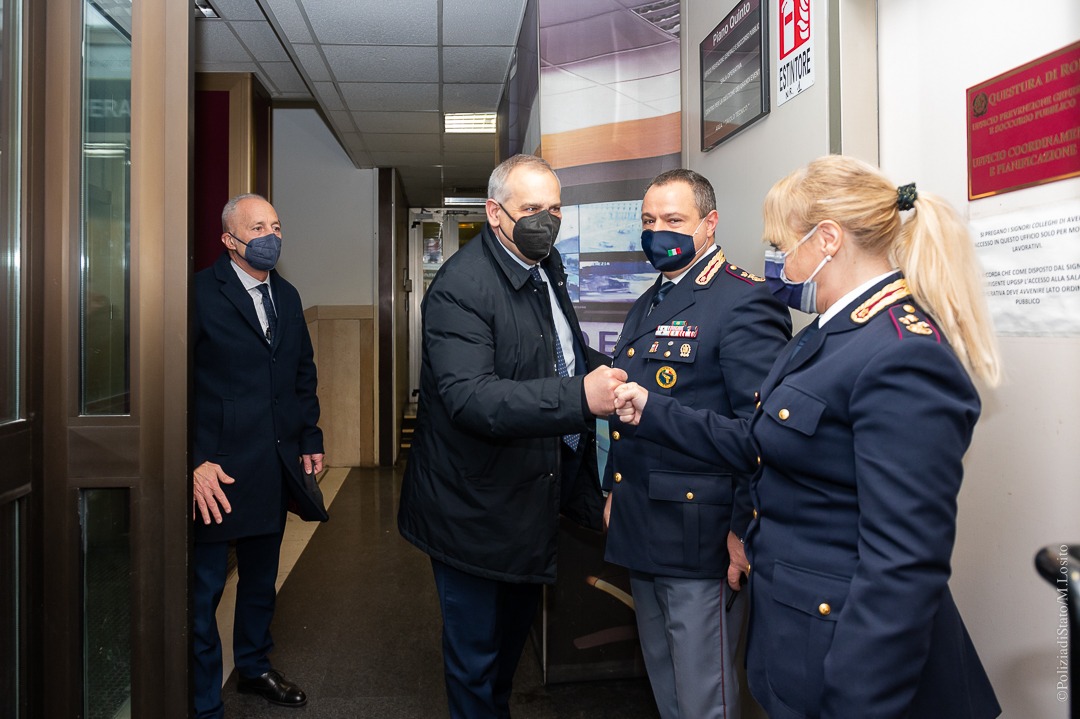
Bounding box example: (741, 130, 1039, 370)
(631, 0, 681, 37)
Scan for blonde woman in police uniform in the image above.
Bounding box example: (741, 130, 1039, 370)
(614, 156, 1002, 719)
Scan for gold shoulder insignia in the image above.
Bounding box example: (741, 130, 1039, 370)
(889, 305, 941, 341)
(695, 248, 727, 285)
(850, 279, 911, 324)
(723, 264, 765, 285)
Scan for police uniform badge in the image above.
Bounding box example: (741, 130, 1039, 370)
(655, 366, 677, 389)
(890, 303, 941, 341)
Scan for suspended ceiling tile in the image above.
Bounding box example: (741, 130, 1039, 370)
(443, 150, 497, 166)
(328, 109, 359, 133)
(230, 21, 291, 62)
(442, 83, 503, 113)
(443, 133, 499, 153)
(207, 0, 267, 21)
(443, 0, 528, 45)
(351, 111, 441, 134)
(304, 0, 438, 45)
(263, 0, 314, 43)
(442, 46, 513, 83)
(313, 82, 344, 111)
(369, 150, 445, 167)
(195, 21, 254, 63)
(340, 82, 440, 113)
(324, 45, 439, 83)
(193, 61, 261, 74)
(360, 133, 443, 153)
(292, 44, 332, 81)
(260, 61, 309, 94)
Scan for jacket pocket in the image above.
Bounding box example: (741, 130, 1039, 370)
(646, 470, 733, 570)
(765, 560, 851, 714)
(761, 385, 826, 436)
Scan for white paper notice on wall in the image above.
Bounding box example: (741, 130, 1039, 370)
(777, 0, 814, 106)
(971, 200, 1080, 336)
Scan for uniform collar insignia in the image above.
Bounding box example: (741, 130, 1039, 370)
(850, 278, 911, 324)
(694, 248, 727, 285)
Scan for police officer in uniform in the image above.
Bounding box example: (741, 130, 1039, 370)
(614, 156, 1002, 719)
(602, 169, 790, 719)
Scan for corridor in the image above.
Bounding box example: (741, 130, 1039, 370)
(219, 466, 662, 718)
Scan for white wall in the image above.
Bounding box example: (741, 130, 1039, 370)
(683, 0, 1080, 716)
(879, 4, 1080, 718)
(682, 0, 832, 277)
(271, 108, 377, 308)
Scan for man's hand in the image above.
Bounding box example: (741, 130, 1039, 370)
(613, 382, 649, 425)
(603, 491, 613, 531)
(301, 453, 325, 475)
(727, 531, 749, 591)
(584, 366, 628, 416)
(193, 461, 235, 525)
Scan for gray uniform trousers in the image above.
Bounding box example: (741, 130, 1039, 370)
(630, 573, 746, 719)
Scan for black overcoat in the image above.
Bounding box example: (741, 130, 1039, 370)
(192, 252, 324, 543)
(398, 224, 602, 584)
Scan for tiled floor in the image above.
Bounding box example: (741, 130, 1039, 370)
(216, 466, 662, 719)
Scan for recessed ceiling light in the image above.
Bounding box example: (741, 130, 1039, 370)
(444, 113, 497, 134)
(443, 196, 488, 206)
(194, 0, 219, 19)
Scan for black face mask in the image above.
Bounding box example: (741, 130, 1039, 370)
(498, 204, 561, 262)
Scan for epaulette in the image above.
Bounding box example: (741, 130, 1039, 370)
(888, 304, 941, 341)
(694, 248, 727, 285)
(850, 279, 910, 324)
(724, 264, 765, 285)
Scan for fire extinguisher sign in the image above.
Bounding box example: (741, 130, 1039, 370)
(777, 0, 814, 105)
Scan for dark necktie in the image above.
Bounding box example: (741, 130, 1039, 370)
(648, 280, 675, 315)
(529, 265, 580, 451)
(255, 284, 277, 343)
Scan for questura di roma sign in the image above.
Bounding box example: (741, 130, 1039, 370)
(966, 40, 1080, 200)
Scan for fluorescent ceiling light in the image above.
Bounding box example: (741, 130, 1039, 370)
(443, 197, 487, 207)
(444, 113, 497, 134)
(194, 0, 219, 18)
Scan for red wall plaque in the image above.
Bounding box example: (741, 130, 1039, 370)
(967, 40, 1080, 200)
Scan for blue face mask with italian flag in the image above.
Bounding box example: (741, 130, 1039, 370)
(640, 217, 705, 272)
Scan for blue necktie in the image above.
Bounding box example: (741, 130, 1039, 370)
(648, 280, 675, 315)
(256, 284, 277, 343)
(529, 265, 580, 451)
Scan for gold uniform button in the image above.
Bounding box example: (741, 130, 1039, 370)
(612, 431, 621, 441)
(627, 348, 635, 357)
(818, 603, 831, 616)
(754, 391, 760, 400)
(664, 351, 671, 357)
(756, 456, 761, 466)
(752, 508, 759, 519)
(755, 401, 761, 410)
(614, 473, 623, 483)
(686, 491, 694, 500)
(778, 408, 790, 420)
(903, 304, 916, 313)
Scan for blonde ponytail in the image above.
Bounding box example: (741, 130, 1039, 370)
(894, 192, 1001, 386)
(762, 155, 1002, 386)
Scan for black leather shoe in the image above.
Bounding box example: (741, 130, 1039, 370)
(237, 669, 307, 707)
